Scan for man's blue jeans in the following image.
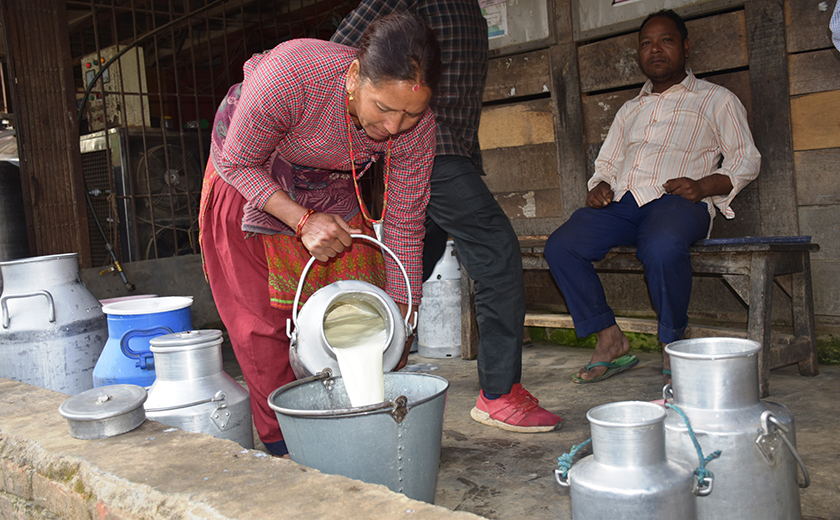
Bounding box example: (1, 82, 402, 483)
(544, 194, 710, 344)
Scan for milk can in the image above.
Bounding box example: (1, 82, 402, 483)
(664, 338, 810, 520)
(417, 239, 461, 358)
(287, 234, 414, 379)
(93, 296, 193, 388)
(0, 253, 107, 394)
(144, 330, 253, 449)
(556, 401, 699, 519)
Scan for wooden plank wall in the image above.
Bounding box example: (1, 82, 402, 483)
(479, 49, 565, 236)
(477, 0, 588, 236)
(785, 0, 840, 319)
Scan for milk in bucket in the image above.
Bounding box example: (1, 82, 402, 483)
(323, 299, 387, 407)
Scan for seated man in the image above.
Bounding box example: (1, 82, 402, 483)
(544, 9, 761, 383)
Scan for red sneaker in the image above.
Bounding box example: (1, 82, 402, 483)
(470, 383, 563, 433)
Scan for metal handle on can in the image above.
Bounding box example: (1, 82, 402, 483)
(288, 233, 414, 340)
(145, 390, 227, 413)
(1, 290, 56, 329)
(757, 411, 811, 488)
(692, 475, 714, 496)
(554, 469, 570, 487)
(662, 383, 674, 401)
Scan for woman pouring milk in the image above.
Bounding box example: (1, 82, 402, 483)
(199, 12, 441, 457)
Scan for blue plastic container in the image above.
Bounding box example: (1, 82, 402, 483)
(93, 296, 193, 388)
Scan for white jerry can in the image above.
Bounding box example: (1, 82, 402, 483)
(417, 239, 461, 358)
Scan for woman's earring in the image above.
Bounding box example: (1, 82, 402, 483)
(348, 92, 355, 101)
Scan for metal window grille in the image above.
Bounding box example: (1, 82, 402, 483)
(69, 0, 358, 264)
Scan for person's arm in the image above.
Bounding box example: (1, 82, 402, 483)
(705, 92, 761, 218)
(588, 103, 629, 197)
(663, 173, 732, 203)
(330, 0, 416, 47)
(381, 110, 436, 308)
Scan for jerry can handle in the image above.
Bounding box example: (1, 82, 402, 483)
(120, 326, 174, 369)
(1, 290, 56, 329)
(289, 233, 413, 336)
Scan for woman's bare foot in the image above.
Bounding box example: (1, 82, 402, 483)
(576, 325, 632, 381)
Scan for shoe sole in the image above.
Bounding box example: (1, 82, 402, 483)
(470, 407, 562, 433)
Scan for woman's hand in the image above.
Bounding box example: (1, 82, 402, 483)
(299, 212, 361, 262)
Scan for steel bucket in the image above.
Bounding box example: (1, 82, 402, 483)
(664, 337, 810, 520)
(93, 296, 193, 388)
(268, 370, 449, 503)
(0, 253, 106, 394)
(145, 330, 253, 449)
(557, 401, 698, 520)
(287, 234, 414, 379)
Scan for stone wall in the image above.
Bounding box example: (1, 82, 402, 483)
(0, 379, 479, 520)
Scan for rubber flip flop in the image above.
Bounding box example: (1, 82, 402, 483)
(570, 354, 640, 384)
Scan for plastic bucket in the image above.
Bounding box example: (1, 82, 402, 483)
(268, 371, 449, 503)
(93, 296, 193, 388)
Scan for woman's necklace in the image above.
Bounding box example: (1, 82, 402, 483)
(346, 100, 391, 238)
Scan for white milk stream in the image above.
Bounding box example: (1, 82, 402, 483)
(323, 300, 387, 407)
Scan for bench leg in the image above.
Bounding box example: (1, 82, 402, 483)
(792, 253, 819, 377)
(460, 266, 479, 360)
(748, 254, 774, 398)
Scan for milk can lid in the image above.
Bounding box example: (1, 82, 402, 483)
(58, 384, 148, 421)
(101, 295, 193, 315)
(149, 329, 223, 349)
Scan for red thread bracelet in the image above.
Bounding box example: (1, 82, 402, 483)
(296, 208, 316, 238)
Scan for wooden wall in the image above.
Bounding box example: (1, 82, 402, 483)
(479, 49, 565, 236)
(477, 0, 840, 328)
(786, 0, 840, 321)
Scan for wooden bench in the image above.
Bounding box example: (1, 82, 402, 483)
(460, 236, 820, 397)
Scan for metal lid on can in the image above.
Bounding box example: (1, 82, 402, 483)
(149, 329, 223, 350)
(59, 385, 148, 421)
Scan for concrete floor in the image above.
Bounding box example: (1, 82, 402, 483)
(223, 340, 840, 520)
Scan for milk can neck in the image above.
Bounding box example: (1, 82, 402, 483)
(153, 344, 222, 380)
(591, 422, 667, 467)
(667, 338, 762, 411)
(671, 356, 760, 410)
(0, 254, 80, 293)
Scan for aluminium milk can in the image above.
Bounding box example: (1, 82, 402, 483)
(556, 401, 699, 519)
(144, 329, 253, 449)
(664, 338, 809, 520)
(0, 253, 107, 394)
(417, 238, 461, 358)
(287, 234, 414, 379)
